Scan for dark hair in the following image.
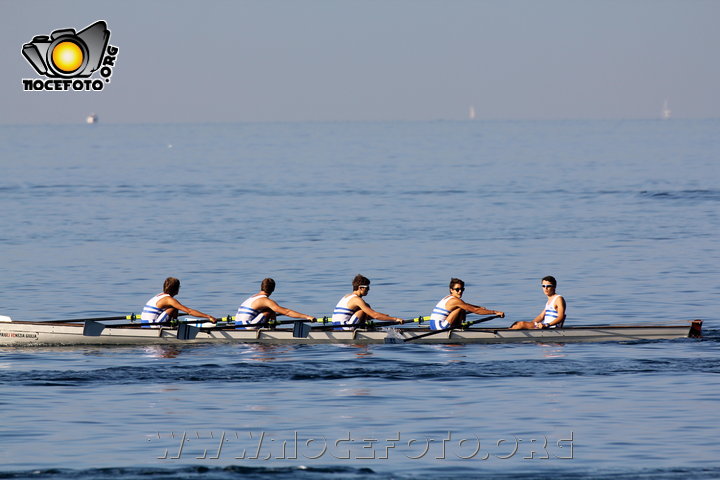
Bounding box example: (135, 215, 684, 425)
(163, 277, 180, 296)
(261, 278, 276, 294)
(449, 278, 465, 289)
(542, 275, 557, 287)
(352, 274, 370, 290)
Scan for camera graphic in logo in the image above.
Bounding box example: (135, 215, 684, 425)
(22, 21, 109, 78)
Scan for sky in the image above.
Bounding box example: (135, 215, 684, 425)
(2, 0, 719, 124)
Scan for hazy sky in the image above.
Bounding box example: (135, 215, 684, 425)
(2, 0, 719, 124)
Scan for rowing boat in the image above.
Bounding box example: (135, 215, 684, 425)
(0, 318, 703, 346)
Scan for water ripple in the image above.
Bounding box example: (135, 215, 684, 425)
(3, 356, 719, 386)
(2, 465, 720, 480)
(639, 189, 720, 202)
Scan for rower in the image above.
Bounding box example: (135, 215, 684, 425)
(235, 278, 315, 329)
(510, 275, 566, 329)
(429, 278, 504, 330)
(140, 277, 216, 327)
(331, 274, 404, 329)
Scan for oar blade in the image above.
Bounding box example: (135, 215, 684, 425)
(83, 320, 106, 337)
(292, 321, 312, 338)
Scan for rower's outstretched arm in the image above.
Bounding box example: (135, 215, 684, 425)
(456, 299, 504, 318)
(357, 301, 403, 323)
(167, 298, 217, 323)
(264, 298, 315, 321)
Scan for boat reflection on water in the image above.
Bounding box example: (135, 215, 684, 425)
(336, 388, 373, 398)
(239, 343, 295, 362)
(337, 343, 373, 358)
(538, 343, 567, 358)
(142, 345, 182, 358)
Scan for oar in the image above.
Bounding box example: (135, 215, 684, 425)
(82, 314, 194, 336)
(311, 316, 428, 326)
(384, 314, 501, 344)
(177, 314, 417, 341)
(308, 319, 396, 331)
(178, 317, 319, 340)
(33, 314, 141, 337)
(184, 315, 394, 340)
(300, 317, 422, 338)
(198, 317, 317, 331)
(44, 314, 141, 324)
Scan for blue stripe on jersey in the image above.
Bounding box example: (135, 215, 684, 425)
(141, 310, 170, 327)
(429, 319, 449, 330)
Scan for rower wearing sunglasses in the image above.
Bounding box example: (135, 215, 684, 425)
(429, 278, 505, 330)
(509, 275, 566, 329)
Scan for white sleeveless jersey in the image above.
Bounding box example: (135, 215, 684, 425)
(235, 294, 268, 326)
(429, 295, 453, 330)
(542, 295, 564, 327)
(141, 293, 171, 324)
(332, 294, 361, 325)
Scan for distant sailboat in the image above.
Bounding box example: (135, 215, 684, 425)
(86, 113, 98, 124)
(468, 105, 476, 120)
(662, 100, 671, 120)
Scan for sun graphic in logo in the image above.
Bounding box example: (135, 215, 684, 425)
(51, 41, 84, 73)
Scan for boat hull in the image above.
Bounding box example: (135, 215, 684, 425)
(0, 320, 703, 346)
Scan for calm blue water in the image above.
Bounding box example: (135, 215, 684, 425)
(1, 120, 719, 479)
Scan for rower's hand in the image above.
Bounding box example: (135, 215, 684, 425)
(495, 311, 505, 318)
(306, 316, 316, 322)
(394, 317, 404, 324)
(208, 316, 217, 324)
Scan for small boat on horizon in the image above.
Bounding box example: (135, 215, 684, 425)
(662, 100, 671, 119)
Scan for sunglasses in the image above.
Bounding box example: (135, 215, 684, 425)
(541, 284, 554, 289)
(451, 287, 465, 292)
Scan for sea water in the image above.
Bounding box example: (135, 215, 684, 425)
(0, 120, 718, 479)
